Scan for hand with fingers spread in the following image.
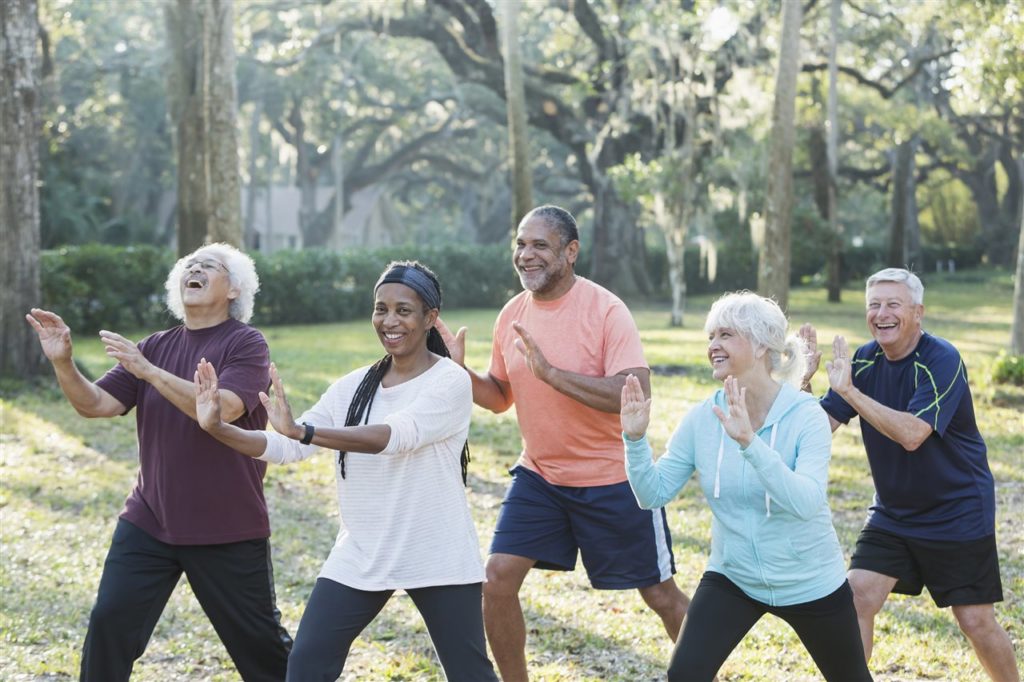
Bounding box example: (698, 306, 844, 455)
(194, 358, 223, 432)
(512, 321, 553, 382)
(619, 374, 652, 441)
(25, 308, 74, 363)
(259, 363, 302, 439)
(712, 376, 755, 448)
(798, 323, 821, 390)
(435, 317, 467, 367)
(825, 335, 853, 396)
(100, 330, 155, 381)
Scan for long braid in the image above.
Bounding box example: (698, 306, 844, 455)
(338, 355, 392, 478)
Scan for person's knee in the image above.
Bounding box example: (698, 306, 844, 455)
(953, 605, 998, 638)
(848, 571, 889, 619)
(285, 634, 334, 681)
(87, 589, 137, 632)
(667, 651, 712, 682)
(639, 579, 685, 615)
(483, 556, 529, 600)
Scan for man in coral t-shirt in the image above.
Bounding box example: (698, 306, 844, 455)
(440, 205, 690, 682)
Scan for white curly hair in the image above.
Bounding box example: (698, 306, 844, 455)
(704, 291, 807, 387)
(165, 243, 260, 323)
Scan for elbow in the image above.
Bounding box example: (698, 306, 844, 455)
(485, 399, 513, 415)
(900, 428, 933, 452)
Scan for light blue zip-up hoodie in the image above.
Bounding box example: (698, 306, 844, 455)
(625, 383, 847, 606)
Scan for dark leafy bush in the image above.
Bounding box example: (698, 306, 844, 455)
(41, 243, 519, 333)
(41, 244, 176, 333)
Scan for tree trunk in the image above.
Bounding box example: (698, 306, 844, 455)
(590, 177, 649, 296)
(825, 0, 842, 302)
(244, 97, 262, 250)
(1, 0, 44, 378)
(1011, 154, 1024, 355)
(501, 0, 532, 232)
(166, 0, 241, 255)
(329, 130, 345, 249)
(758, 0, 802, 311)
(201, 0, 240, 246)
(655, 192, 690, 327)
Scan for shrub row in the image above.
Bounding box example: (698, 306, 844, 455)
(41, 244, 519, 334)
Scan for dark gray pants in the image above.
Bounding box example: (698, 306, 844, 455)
(286, 577, 498, 682)
(80, 519, 292, 682)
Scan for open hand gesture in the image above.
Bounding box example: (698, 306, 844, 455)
(712, 376, 755, 448)
(619, 374, 651, 440)
(435, 317, 467, 367)
(825, 336, 853, 396)
(194, 358, 223, 432)
(798, 323, 821, 389)
(100, 330, 154, 381)
(512, 321, 553, 382)
(259, 363, 300, 439)
(25, 308, 73, 363)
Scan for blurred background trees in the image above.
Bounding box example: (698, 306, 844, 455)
(5, 0, 1022, 346)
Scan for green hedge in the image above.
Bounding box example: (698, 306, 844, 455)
(41, 244, 519, 334)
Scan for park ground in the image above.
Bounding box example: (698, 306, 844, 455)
(1, 269, 1022, 680)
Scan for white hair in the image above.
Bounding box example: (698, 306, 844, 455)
(865, 267, 924, 305)
(704, 291, 807, 387)
(165, 243, 260, 323)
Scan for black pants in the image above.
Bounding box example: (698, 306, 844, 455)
(80, 519, 292, 682)
(286, 577, 498, 682)
(668, 572, 872, 682)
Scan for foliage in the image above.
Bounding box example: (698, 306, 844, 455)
(40, 244, 177, 334)
(39, 244, 519, 334)
(2, 269, 1021, 680)
(992, 350, 1024, 387)
(38, 0, 172, 248)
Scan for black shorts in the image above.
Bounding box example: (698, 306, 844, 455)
(849, 526, 1003, 608)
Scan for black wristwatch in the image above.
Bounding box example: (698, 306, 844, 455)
(300, 422, 315, 445)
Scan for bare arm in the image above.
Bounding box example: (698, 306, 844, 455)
(26, 309, 125, 418)
(436, 317, 514, 413)
(826, 335, 932, 450)
(513, 322, 650, 413)
(196, 360, 392, 458)
(101, 330, 246, 422)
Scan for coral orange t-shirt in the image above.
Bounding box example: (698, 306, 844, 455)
(488, 277, 648, 486)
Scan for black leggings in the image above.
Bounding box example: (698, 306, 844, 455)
(286, 578, 498, 682)
(668, 572, 872, 682)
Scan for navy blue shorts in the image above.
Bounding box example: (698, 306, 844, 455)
(489, 465, 676, 590)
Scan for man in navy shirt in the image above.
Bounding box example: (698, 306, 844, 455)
(810, 268, 1018, 681)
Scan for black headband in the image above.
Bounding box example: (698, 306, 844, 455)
(374, 266, 441, 310)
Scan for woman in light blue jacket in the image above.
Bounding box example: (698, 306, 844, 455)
(622, 292, 871, 682)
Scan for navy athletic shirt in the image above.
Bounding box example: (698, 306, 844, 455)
(820, 332, 995, 541)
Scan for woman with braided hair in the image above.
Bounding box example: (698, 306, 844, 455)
(193, 260, 497, 681)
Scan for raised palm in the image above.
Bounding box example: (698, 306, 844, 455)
(194, 359, 223, 432)
(435, 318, 466, 367)
(620, 374, 651, 440)
(25, 309, 73, 362)
(260, 363, 298, 437)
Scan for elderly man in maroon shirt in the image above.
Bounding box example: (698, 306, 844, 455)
(26, 243, 291, 682)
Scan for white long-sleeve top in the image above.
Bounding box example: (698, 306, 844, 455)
(260, 357, 485, 590)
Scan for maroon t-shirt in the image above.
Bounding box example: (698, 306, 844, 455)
(96, 318, 272, 544)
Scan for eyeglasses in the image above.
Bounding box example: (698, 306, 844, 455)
(184, 258, 228, 273)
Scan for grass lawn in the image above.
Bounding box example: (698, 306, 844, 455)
(2, 268, 1021, 680)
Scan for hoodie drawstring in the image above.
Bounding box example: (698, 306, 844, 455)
(764, 424, 778, 517)
(713, 422, 779, 519)
(713, 432, 725, 499)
